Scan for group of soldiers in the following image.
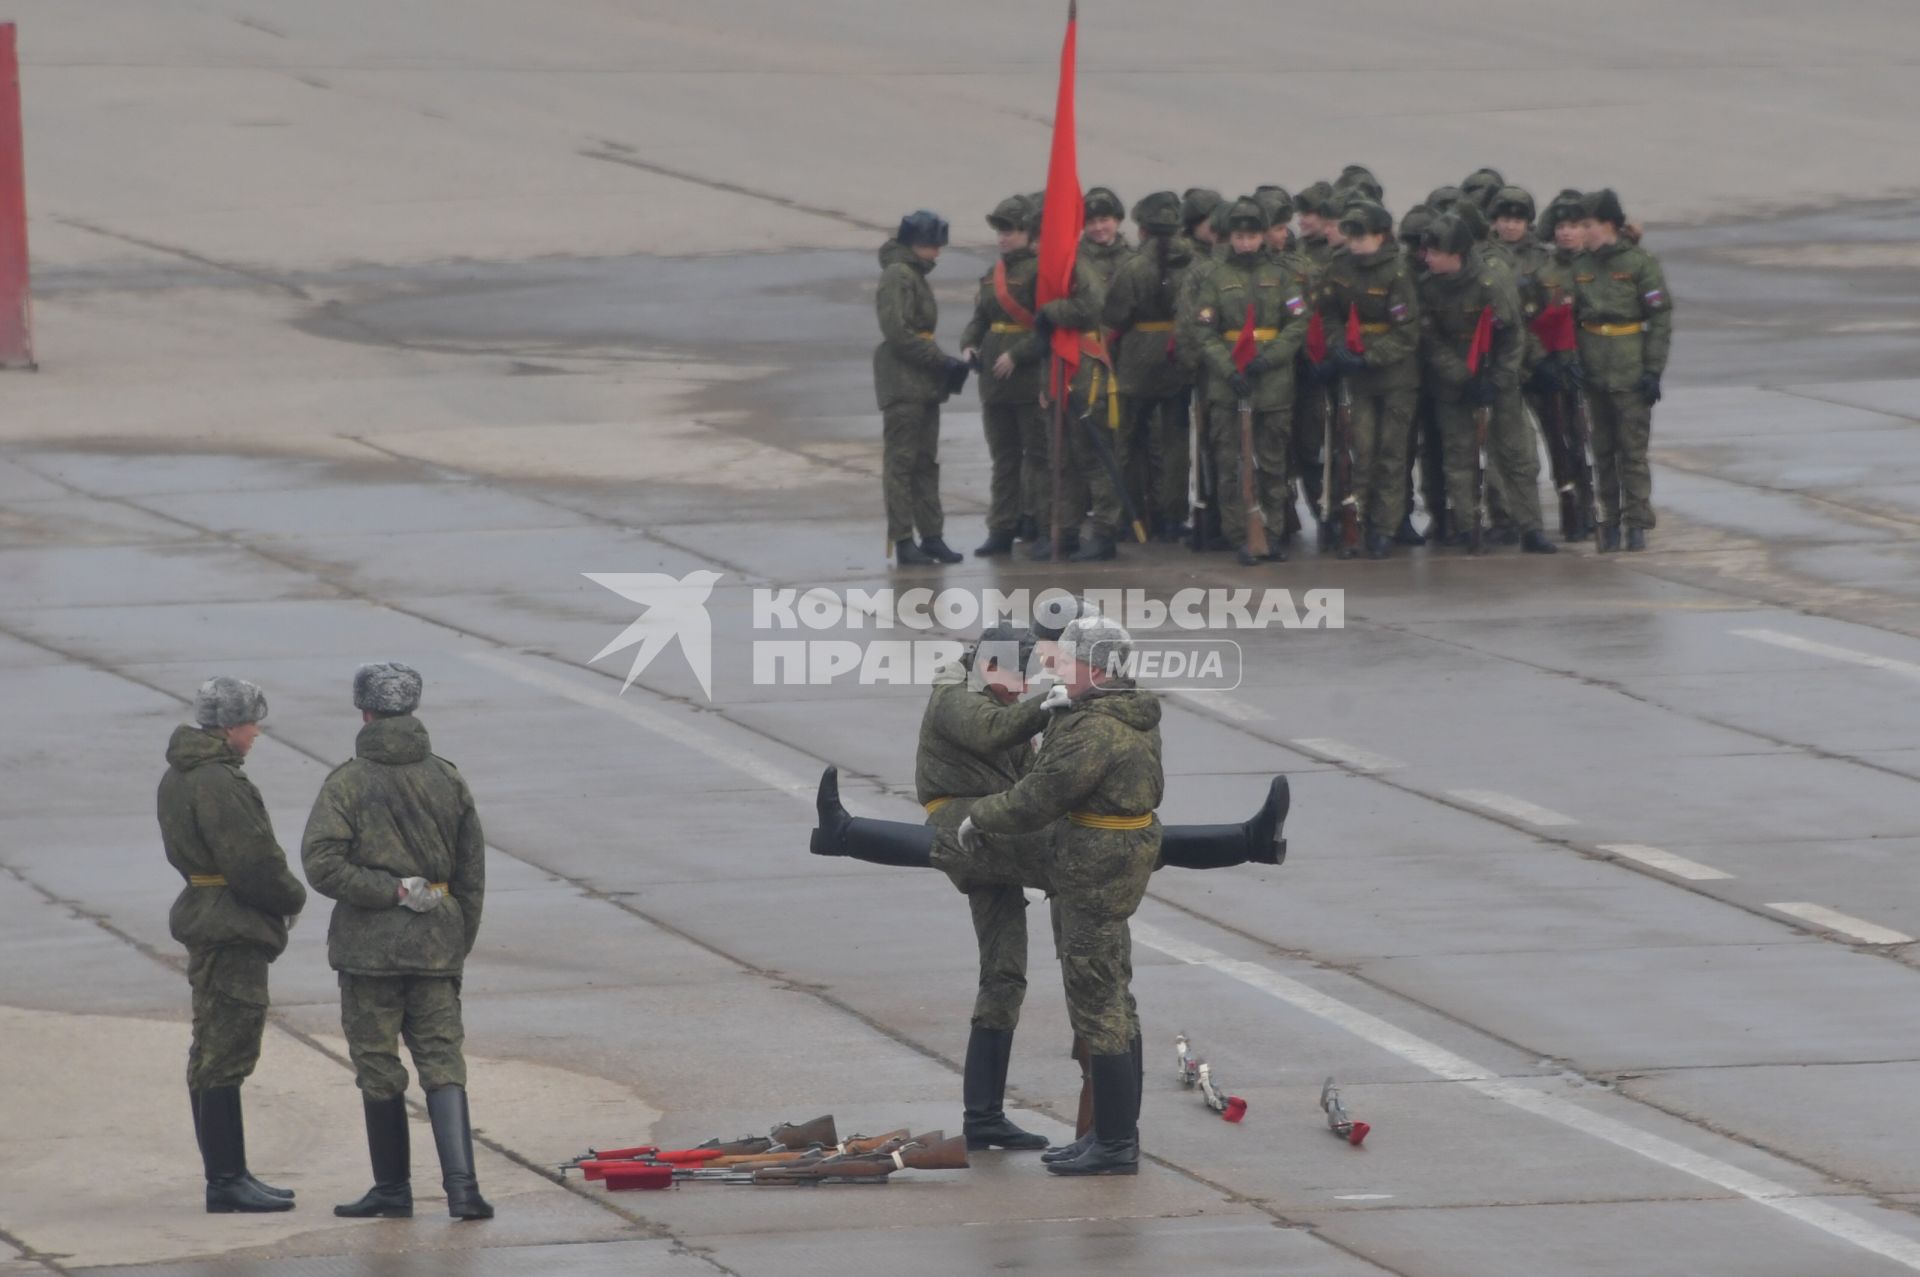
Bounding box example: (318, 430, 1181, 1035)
(811, 602, 1288, 1175)
(874, 166, 1672, 565)
(159, 664, 492, 1219)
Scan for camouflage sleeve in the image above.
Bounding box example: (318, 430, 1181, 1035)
(1100, 259, 1140, 332)
(1492, 276, 1526, 389)
(1637, 252, 1673, 375)
(300, 773, 402, 910)
(1023, 261, 1105, 369)
(1421, 301, 1471, 390)
(959, 278, 990, 350)
(449, 773, 485, 956)
(1249, 292, 1311, 373)
(967, 712, 1104, 835)
(199, 769, 308, 917)
(1366, 266, 1420, 368)
(1190, 276, 1237, 384)
(876, 265, 949, 373)
(931, 687, 1050, 757)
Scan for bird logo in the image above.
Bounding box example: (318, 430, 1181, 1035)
(584, 570, 723, 699)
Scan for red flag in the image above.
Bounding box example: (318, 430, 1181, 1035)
(1231, 302, 1258, 374)
(1035, 1, 1083, 376)
(1345, 303, 1365, 356)
(1530, 302, 1576, 354)
(1466, 305, 1495, 374)
(1305, 312, 1327, 364)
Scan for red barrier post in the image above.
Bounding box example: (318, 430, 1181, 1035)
(0, 22, 33, 370)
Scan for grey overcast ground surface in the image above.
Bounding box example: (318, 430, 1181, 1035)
(5, 3, 1920, 1276)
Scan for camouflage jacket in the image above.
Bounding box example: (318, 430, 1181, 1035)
(1078, 235, 1135, 293)
(1573, 238, 1673, 390)
(1499, 237, 1552, 368)
(302, 715, 486, 977)
(1102, 235, 1194, 399)
(1189, 247, 1312, 410)
(1317, 241, 1421, 391)
(159, 725, 308, 957)
(968, 687, 1165, 838)
(873, 240, 952, 409)
(915, 676, 1050, 807)
(960, 246, 1044, 406)
(1418, 252, 1525, 400)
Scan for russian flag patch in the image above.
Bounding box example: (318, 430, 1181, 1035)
(1643, 288, 1667, 308)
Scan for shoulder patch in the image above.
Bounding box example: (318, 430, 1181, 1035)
(1611, 271, 1634, 281)
(1575, 273, 1596, 284)
(1389, 301, 1410, 323)
(1366, 286, 1389, 296)
(1642, 287, 1668, 309)
(1285, 295, 1306, 315)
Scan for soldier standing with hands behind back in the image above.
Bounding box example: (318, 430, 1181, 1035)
(874, 210, 969, 567)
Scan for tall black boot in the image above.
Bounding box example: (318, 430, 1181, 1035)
(200, 1087, 294, 1213)
(334, 1094, 413, 1218)
(962, 1027, 1048, 1150)
(1042, 1035, 1095, 1163)
(1046, 1053, 1139, 1176)
(427, 1086, 494, 1221)
(1156, 775, 1289, 869)
(1131, 1034, 1144, 1123)
(809, 767, 936, 867)
(226, 1087, 295, 1199)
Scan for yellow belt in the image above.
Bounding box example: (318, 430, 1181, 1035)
(1360, 322, 1391, 335)
(1222, 327, 1279, 342)
(1133, 320, 1175, 332)
(990, 322, 1032, 334)
(1583, 321, 1644, 337)
(914, 330, 934, 338)
(1068, 811, 1154, 831)
(924, 798, 954, 814)
(429, 882, 448, 892)
(188, 874, 227, 888)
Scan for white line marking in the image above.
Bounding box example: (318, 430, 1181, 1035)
(1733, 628, 1920, 683)
(1292, 737, 1405, 773)
(1130, 921, 1920, 1272)
(1598, 843, 1734, 881)
(1171, 689, 1261, 722)
(1765, 903, 1915, 946)
(464, 650, 814, 799)
(1447, 789, 1578, 827)
(1333, 1194, 1395, 1201)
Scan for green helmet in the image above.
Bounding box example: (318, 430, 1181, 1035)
(987, 195, 1033, 234)
(1225, 196, 1270, 234)
(1132, 190, 1183, 236)
(1337, 199, 1393, 239)
(1084, 186, 1125, 220)
(1180, 187, 1223, 232)
(1253, 185, 1295, 227)
(1489, 185, 1536, 223)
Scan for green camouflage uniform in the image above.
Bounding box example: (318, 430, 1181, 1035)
(873, 239, 954, 545)
(159, 726, 309, 1091)
(1104, 234, 1194, 531)
(968, 688, 1164, 1057)
(917, 674, 1053, 1031)
(1293, 233, 1336, 508)
(302, 715, 486, 1100)
(1317, 240, 1422, 532)
(961, 242, 1049, 535)
(1573, 239, 1672, 530)
(1049, 260, 1123, 543)
(1418, 253, 1535, 535)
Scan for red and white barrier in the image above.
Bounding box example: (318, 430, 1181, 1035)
(0, 23, 33, 370)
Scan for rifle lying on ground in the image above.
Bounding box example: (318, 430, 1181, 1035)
(572, 1128, 912, 1181)
(559, 1114, 836, 1173)
(1174, 1033, 1247, 1122)
(1320, 1077, 1370, 1146)
(601, 1134, 970, 1190)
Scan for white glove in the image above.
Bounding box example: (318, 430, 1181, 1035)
(957, 816, 980, 853)
(1041, 683, 1072, 710)
(397, 877, 444, 913)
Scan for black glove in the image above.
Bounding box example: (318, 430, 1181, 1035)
(1226, 372, 1253, 401)
(1332, 346, 1367, 376)
(944, 356, 970, 397)
(1558, 353, 1585, 389)
(1305, 359, 1332, 385)
(1636, 370, 1662, 404)
(1525, 362, 1558, 397)
(1464, 375, 1498, 407)
(1032, 312, 1056, 345)
(966, 350, 982, 371)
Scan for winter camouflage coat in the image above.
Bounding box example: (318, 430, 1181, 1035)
(1317, 241, 1422, 392)
(873, 239, 951, 409)
(915, 676, 1050, 807)
(1419, 252, 1525, 401)
(1572, 239, 1673, 391)
(1102, 234, 1195, 399)
(159, 725, 308, 957)
(301, 715, 486, 977)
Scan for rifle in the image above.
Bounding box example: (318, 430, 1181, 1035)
(1075, 377, 1150, 544)
(1230, 303, 1268, 559)
(1174, 1033, 1247, 1122)
(1567, 383, 1600, 540)
(560, 1114, 835, 1171)
(1320, 1077, 1371, 1146)
(594, 1130, 928, 1187)
(702, 1128, 912, 1168)
(1465, 305, 1496, 556)
(1187, 388, 1215, 553)
(650, 1134, 972, 1188)
(1532, 392, 1582, 541)
(1529, 302, 1595, 541)
(1330, 379, 1361, 557)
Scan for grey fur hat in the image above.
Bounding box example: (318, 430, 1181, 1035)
(195, 676, 268, 730)
(353, 662, 423, 715)
(1059, 613, 1133, 678)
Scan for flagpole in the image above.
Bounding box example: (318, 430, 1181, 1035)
(1050, 359, 1065, 561)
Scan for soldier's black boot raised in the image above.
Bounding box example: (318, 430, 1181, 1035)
(335, 1094, 413, 1218)
(895, 538, 936, 566)
(427, 1086, 494, 1220)
(973, 530, 1016, 557)
(200, 1087, 294, 1213)
(1521, 529, 1560, 555)
(810, 767, 935, 867)
(962, 1027, 1049, 1150)
(920, 536, 964, 564)
(1155, 775, 1289, 869)
(1046, 1054, 1139, 1176)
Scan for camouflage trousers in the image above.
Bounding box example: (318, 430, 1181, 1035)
(929, 797, 1053, 1032)
(1050, 822, 1159, 1057)
(881, 401, 945, 544)
(1437, 392, 1545, 536)
(1209, 403, 1293, 547)
(1348, 383, 1415, 533)
(186, 945, 269, 1091)
(339, 973, 467, 1100)
(1587, 386, 1655, 530)
(980, 402, 1038, 536)
(1066, 370, 1125, 542)
(1402, 392, 1445, 525)
(1120, 392, 1190, 528)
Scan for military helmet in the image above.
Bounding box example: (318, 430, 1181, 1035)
(896, 209, 951, 248)
(1084, 186, 1125, 220)
(1396, 203, 1436, 246)
(1580, 187, 1626, 227)
(1489, 186, 1536, 223)
(1540, 190, 1586, 234)
(1337, 199, 1393, 239)
(1426, 185, 1464, 213)
(1453, 198, 1491, 241)
(1225, 196, 1270, 234)
(1336, 164, 1384, 203)
(1296, 180, 1336, 218)
(1132, 190, 1183, 235)
(987, 194, 1033, 234)
(1180, 187, 1223, 232)
(1254, 184, 1295, 227)
(1461, 167, 1506, 205)
(1421, 215, 1477, 258)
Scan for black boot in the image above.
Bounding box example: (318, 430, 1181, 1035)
(1521, 529, 1560, 555)
(1024, 534, 1078, 561)
(1366, 531, 1390, 560)
(1428, 510, 1450, 544)
(1046, 1054, 1139, 1176)
(895, 538, 936, 566)
(1393, 515, 1426, 546)
(1157, 775, 1288, 869)
(809, 767, 935, 867)
(1160, 519, 1190, 543)
(220, 1087, 295, 1199)
(335, 1095, 413, 1218)
(200, 1087, 294, 1213)
(920, 536, 964, 564)
(427, 1087, 493, 1221)
(962, 1027, 1049, 1150)
(1236, 544, 1262, 567)
(1626, 527, 1648, 552)
(1069, 533, 1116, 562)
(1598, 523, 1622, 553)
(1043, 1036, 1095, 1162)
(973, 529, 1016, 557)
(1262, 537, 1289, 562)
(1015, 515, 1039, 542)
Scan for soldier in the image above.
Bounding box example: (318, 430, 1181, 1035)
(1313, 200, 1420, 559)
(1335, 164, 1384, 205)
(961, 612, 1163, 1177)
(159, 677, 307, 1214)
(304, 664, 492, 1221)
(1079, 187, 1134, 290)
(1188, 197, 1312, 565)
(1104, 191, 1195, 542)
(1175, 188, 1227, 549)
(1254, 186, 1321, 534)
(1295, 182, 1336, 269)
(1030, 198, 1122, 562)
(1396, 204, 1442, 545)
(874, 210, 969, 566)
(961, 196, 1045, 557)
(1426, 185, 1464, 216)
(1573, 188, 1672, 551)
(1417, 216, 1556, 554)
(1461, 167, 1506, 212)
